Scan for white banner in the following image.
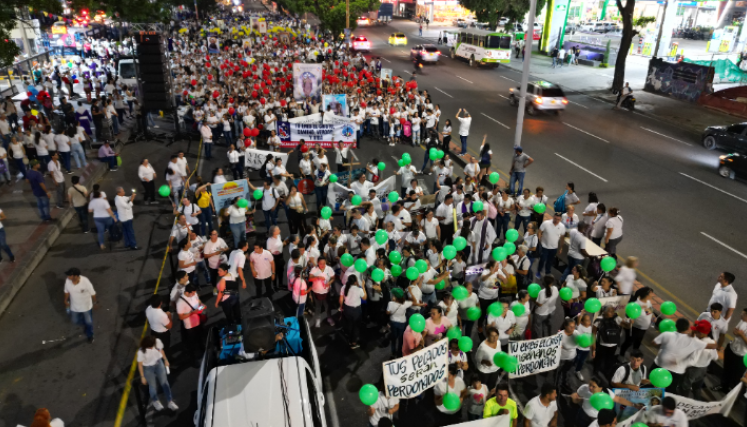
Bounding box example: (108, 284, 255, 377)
(327, 176, 397, 210)
(661, 384, 742, 421)
(278, 121, 356, 148)
(289, 113, 322, 124)
(323, 114, 351, 125)
(452, 415, 510, 427)
(592, 295, 631, 322)
(383, 339, 449, 398)
(508, 331, 563, 379)
(244, 148, 288, 170)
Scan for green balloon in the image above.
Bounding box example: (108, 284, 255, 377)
(511, 303, 526, 316)
(389, 250, 402, 264)
(359, 384, 379, 406)
(253, 189, 263, 200)
(409, 313, 426, 332)
(659, 318, 676, 333)
(492, 247, 507, 262)
(436, 149, 445, 159)
(626, 302, 642, 319)
(584, 298, 602, 313)
(375, 229, 388, 245)
(435, 280, 445, 290)
(237, 198, 249, 208)
(415, 259, 428, 274)
(534, 203, 546, 214)
(406, 266, 419, 281)
(321, 206, 332, 219)
(472, 200, 484, 212)
(589, 392, 614, 411)
(388, 191, 399, 203)
(403, 156, 411, 165)
(158, 185, 171, 198)
(466, 306, 482, 321)
(631, 424, 649, 427)
(488, 302, 503, 317)
(341, 253, 354, 267)
(660, 301, 677, 316)
(391, 265, 403, 277)
(453, 236, 467, 251)
(352, 195, 362, 206)
(402, 153, 411, 161)
(489, 172, 500, 184)
(559, 287, 574, 301)
(446, 327, 462, 340)
(355, 258, 368, 273)
(429, 149, 438, 160)
(378, 161, 386, 171)
(442, 392, 461, 411)
(528, 283, 541, 298)
(458, 336, 473, 352)
(503, 355, 518, 373)
(452, 285, 468, 301)
(371, 268, 385, 282)
(443, 245, 457, 260)
(493, 351, 508, 368)
(649, 368, 673, 388)
(576, 333, 593, 348)
(505, 229, 519, 243)
(503, 242, 516, 255)
(743, 353, 747, 368)
(600, 256, 617, 272)
(329, 174, 338, 183)
(398, 159, 405, 167)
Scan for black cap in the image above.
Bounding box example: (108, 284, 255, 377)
(554, 211, 562, 217)
(515, 147, 523, 152)
(65, 267, 81, 276)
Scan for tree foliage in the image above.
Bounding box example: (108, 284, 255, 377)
(459, 0, 546, 29)
(278, 0, 380, 35)
(612, 0, 653, 90)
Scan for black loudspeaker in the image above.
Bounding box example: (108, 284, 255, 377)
(137, 32, 172, 111)
(138, 43, 164, 55)
(242, 298, 278, 352)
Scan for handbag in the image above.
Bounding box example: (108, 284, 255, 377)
(180, 295, 207, 325)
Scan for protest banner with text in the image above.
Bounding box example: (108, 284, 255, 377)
(383, 339, 449, 398)
(508, 331, 563, 378)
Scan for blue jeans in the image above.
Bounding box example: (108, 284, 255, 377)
(230, 222, 245, 248)
(412, 129, 420, 145)
(537, 247, 558, 276)
(112, 115, 120, 135)
(121, 219, 137, 248)
(422, 291, 437, 308)
(509, 171, 525, 196)
(495, 213, 511, 241)
(204, 142, 213, 159)
(390, 320, 406, 355)
(143, 360, 173, 403)
(147, 112, 156, 127)
(35, 195, 51, 220)
(74, 206, 89, 232)
(0, 159, 10, 181)
(562, 256, 584, 283)
(94, 216, 113, 246)
(71, 309, 94, 338)
(59, 151, 71, 172)
(196, 260, 211, 285)
(515, 215, 530, 234)
(71, 144, 88, 168)
(296, 302, 306, 319)
(1, 133, 10, 150)
(460, 135, 467, 153)
(99, 156, 116, 169)
(263, 209, 278, 229)
(0, 228, 14, 259)
(315, 186, 328, 211)
(38, 155, 51, 172)
(198, 205, 214, 236)
(575, 349, 590, 372)
(223, 130, 233, 147)
(422, 152, 432, 171)
(14, 158, 26, 178)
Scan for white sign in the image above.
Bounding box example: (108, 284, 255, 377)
(288, 113, 322, 124)
(327, 176, 397, 210)
(593, 295, 630, 322)
(452, 414, 510, 427)
(382, 339, 449, 398)
(323, 114, 350, 125)
(508, 331, 563, 378)
(661, 384, 741, 421)
(244, 148, 288, 170)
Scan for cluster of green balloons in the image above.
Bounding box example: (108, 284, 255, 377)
(321, 206, 332, 219)
(429, 148, 446, 160)
(359, 384, 378, 406)
(409, 313, 426, 332)
(492, 351, 519, 372)
(649, 368, 673, 388)
(398, 153, 412, 167)
(158, 185, 170, 198)
(488, 172, 500, 184)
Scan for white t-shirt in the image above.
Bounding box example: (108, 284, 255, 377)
(539, 220, 566, 250)
(64, 276, 96, 312)
(604, 216, 624, 240)
(611, 363, 647, 386)
(467, 384, 489, 415)
(708, 283, 738, 315)
(697, 311, 728, 343)
(136, 339, 164, 366)
(145, 306, 170, 333)
(343, 285, 365, 307)
(535, 286, 559, 316)
(176, 293, 202, 329)
(578, 385, 615, 418)
(488, 312, 517, 341)
(458, 116, 471, 136)
(249, 249, 274, 279)
(387, 300, 412, 323)
(616, 266, 636, 295)
(523, 395, 558, 427)
(227, 249, 246, 276)
(563, 276, 588, 299)
(631, 298, 654, 330)
(653, 331, 708, 373)
(88, 197, 111, 218)
(560, 330, 580, 360)
(434, 377, 466, 414)
(730, 320, 747, 356)
(643, 406, 689, 427)
(476, 340, 502, 373)
(178, 249, 196, 273)
(368, 393, 400, 426)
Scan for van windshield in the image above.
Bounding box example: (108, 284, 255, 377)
(119, 62, 136, 79)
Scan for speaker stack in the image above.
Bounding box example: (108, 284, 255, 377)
(136, 32, 172, 111)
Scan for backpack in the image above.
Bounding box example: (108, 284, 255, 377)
(553, 191, 568, 214)
(597, 315, 622, 345)
(615, 363, 647, 385)
(259, 163, 269, 180)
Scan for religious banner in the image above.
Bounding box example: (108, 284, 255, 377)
(381, 68, 393, 87)
(277, 121, 357, 148)
(327, 176, 396, 211)
(244, 148, 288, 170)
(613, 388, 665, 421)
(323, 94, 349, 116)
(258, 20, 267, 34)
(207, 35, 221, 54)
(508, 331, 563, 378)
(292, 63, 323, 102)
(288, 113, 322, 124)
(210, 179, 252, 211)
(383, 339, 449, 398)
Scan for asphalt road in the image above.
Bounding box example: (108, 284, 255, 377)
(356, 20, 747, 321)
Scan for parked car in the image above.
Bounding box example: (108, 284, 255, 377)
(454, 18, 467, 27)
(498, 17, 510, 27)
(580, 21, 608, 33)
(718, 153, 747, 179)
(508, 81, 568, 116)
(702, 123, 747, 151)
(411, 44, 441, 63)
(388, 32, 408, 45)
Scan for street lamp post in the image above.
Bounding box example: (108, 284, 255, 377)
(513, 0, 538, 149)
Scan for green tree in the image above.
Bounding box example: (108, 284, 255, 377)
(611, 2, 654, 90)
(458, 0, 546, 30)
(279, 0, 380, 35)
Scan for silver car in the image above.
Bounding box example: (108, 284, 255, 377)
(411, 44, 441, 63)
(508, 81, 568, 115)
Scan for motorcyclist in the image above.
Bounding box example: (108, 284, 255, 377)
(614, 82, 633, 109)
(413, 55, 424, 74)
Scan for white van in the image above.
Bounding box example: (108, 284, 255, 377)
(117, 58, 138, 88)
(193, 318, 326, 427)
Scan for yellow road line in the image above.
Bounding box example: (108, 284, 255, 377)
(113, 139, 204, 427)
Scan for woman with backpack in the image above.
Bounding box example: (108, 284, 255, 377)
(592, 304, 630, 380)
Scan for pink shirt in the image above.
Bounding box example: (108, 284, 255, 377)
(402, 326, 423, 356)
(424, 317, 453, 346)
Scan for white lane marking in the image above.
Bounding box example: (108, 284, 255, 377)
(324, 377, 341, 427)
(563, 122, 610, 143)
(567, 100, 588, 109)
(457, 75, 473, 84)
(500, 76, 518, 83)
(555, 153, 609, 182)
(434, 87, 453, 98)
(498, 94, 508, 100)
(640, 126, 692, 146)
(679, 172, 747, 204)
(701, 232, 747, 260)
(380, 57, 391, 63)
(480, 112, 510, 129)
(404, 70, 412, 75)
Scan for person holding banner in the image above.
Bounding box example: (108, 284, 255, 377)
(366, 389, 400, 427)
(571, 377, 641, 427)
(476, 326, 503, 389)
(641, 396, 689, 427)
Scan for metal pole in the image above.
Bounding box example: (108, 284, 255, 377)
(195, 0, 200, 20)
(346, 0, 350, 30)
(512, 0, 538, 149)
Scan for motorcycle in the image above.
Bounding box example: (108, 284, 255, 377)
(619, 94, 636, 111)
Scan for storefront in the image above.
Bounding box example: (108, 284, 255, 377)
(381, 0, 417, 18)
(415, 0, 473, 23)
